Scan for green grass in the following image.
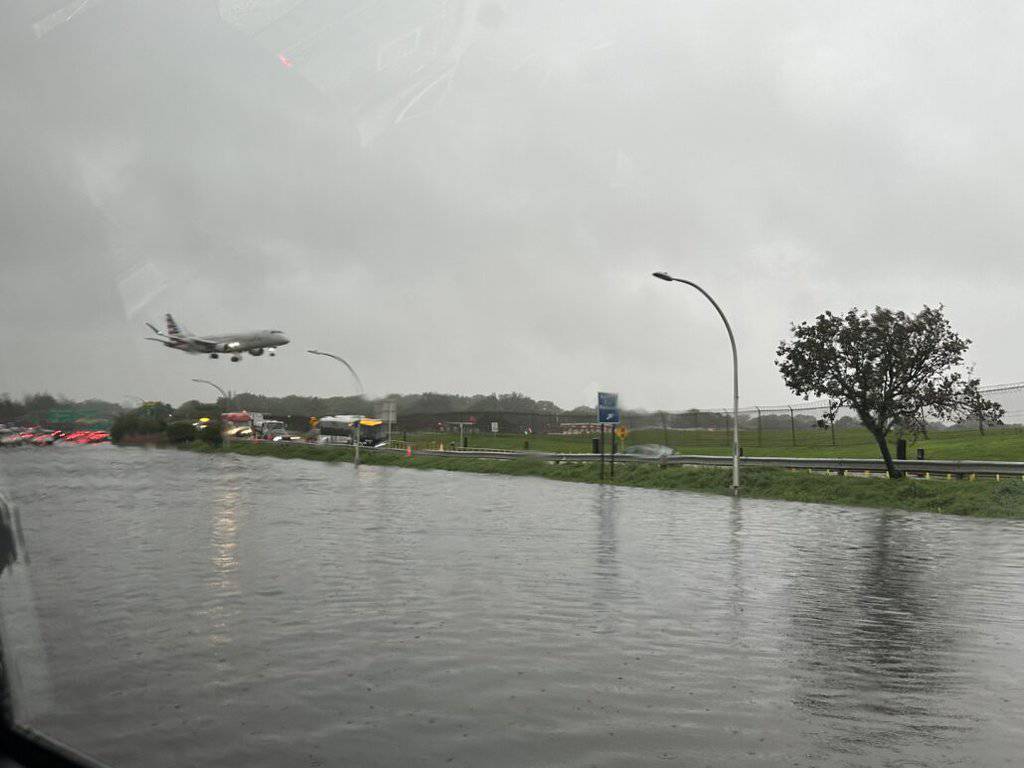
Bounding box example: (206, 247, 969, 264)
(400, 426, 1024, 461)
(184, 440, 1024, 518)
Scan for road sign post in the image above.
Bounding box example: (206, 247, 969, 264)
(597, 392, 620, 481)
(610, 427, 616, 479)
(610, 425, 628, 480)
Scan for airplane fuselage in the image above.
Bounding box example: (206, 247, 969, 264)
(170, 330, 290, 355)
(146, 315, 290, 361)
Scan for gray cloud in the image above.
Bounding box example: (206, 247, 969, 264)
(2, 0, 1021, 410)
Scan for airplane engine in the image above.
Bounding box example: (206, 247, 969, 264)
(249, 348, 265, 356)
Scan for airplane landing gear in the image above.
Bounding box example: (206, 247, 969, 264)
(268, 347, 277, 357)
(209, 353, 219, 359)
(230, 355, 241, 362)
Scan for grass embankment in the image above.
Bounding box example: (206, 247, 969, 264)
(187, 441, 1024, 518)
(403, 426, 1024, 461)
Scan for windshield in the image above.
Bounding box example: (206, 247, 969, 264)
(3, 3, 1024, 768)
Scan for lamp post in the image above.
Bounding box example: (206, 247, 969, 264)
(307, 350, 364, 395)
(652, 271, 741, 494)
(308, 349, 365, 465)
(191, 378, 230, 409)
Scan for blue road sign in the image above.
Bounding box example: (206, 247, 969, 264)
(597, 392, 620, 424)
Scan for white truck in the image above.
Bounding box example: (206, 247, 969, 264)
(250, 412, 291, 441)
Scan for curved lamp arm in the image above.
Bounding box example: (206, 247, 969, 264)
(307, 350, 365, 396)
(191, 378, 228, 403)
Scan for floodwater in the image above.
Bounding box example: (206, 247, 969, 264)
(0, 445, 1022, 767)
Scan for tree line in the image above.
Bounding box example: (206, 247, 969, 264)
(0, 393, 122, 423)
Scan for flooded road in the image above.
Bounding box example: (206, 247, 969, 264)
(1, 445, 1022, 767)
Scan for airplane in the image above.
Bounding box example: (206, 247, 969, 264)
(145, 314, 290, 362)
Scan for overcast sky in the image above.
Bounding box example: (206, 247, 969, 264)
(2, 0, 1022, 411)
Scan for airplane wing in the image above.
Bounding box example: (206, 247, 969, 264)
(146, 317, 252, 355)
(191, 334, 251, 353)
(187, 337, 222, 353)
(145, 319, 212, 350)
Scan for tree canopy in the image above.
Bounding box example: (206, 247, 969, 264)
(776, 305, 1003, 477)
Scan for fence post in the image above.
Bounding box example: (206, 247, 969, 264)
(789, 406, 796, 447)
(756, 406, 762, 448)
(828, 401, 836, 447)
(610, 428, 616, 479)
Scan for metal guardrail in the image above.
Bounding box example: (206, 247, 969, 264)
(236, 439, 1024, 478)
(385, 448, 1024, 478)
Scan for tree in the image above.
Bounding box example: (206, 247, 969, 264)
(166, 421, 198, 444)
(776, 305, 1003, 478)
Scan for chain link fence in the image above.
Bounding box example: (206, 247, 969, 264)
(381, 383, 1024, 453)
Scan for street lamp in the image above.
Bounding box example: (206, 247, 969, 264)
(307, 350, 364, 396)
(308, 349, 366, 465)
(652, 271, 741, 494)
(191, 378, 229, 408)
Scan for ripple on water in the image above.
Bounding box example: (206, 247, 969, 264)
(1, 448, 1023, 767)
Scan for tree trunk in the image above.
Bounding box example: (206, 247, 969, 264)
(872, 430, 901, 479)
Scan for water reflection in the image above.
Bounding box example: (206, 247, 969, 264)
(588, 486, 622, 636)
(205, 472, 243, 647)
(786, 513, 972, 757)
(593, 486, 619, 584)
(727, 497, 748, 619)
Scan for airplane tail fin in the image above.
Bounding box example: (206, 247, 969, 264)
(165, 313, 186, 337)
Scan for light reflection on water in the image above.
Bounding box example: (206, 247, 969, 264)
(206, 476, 242, 647)
(1, 446, 1023, 767)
